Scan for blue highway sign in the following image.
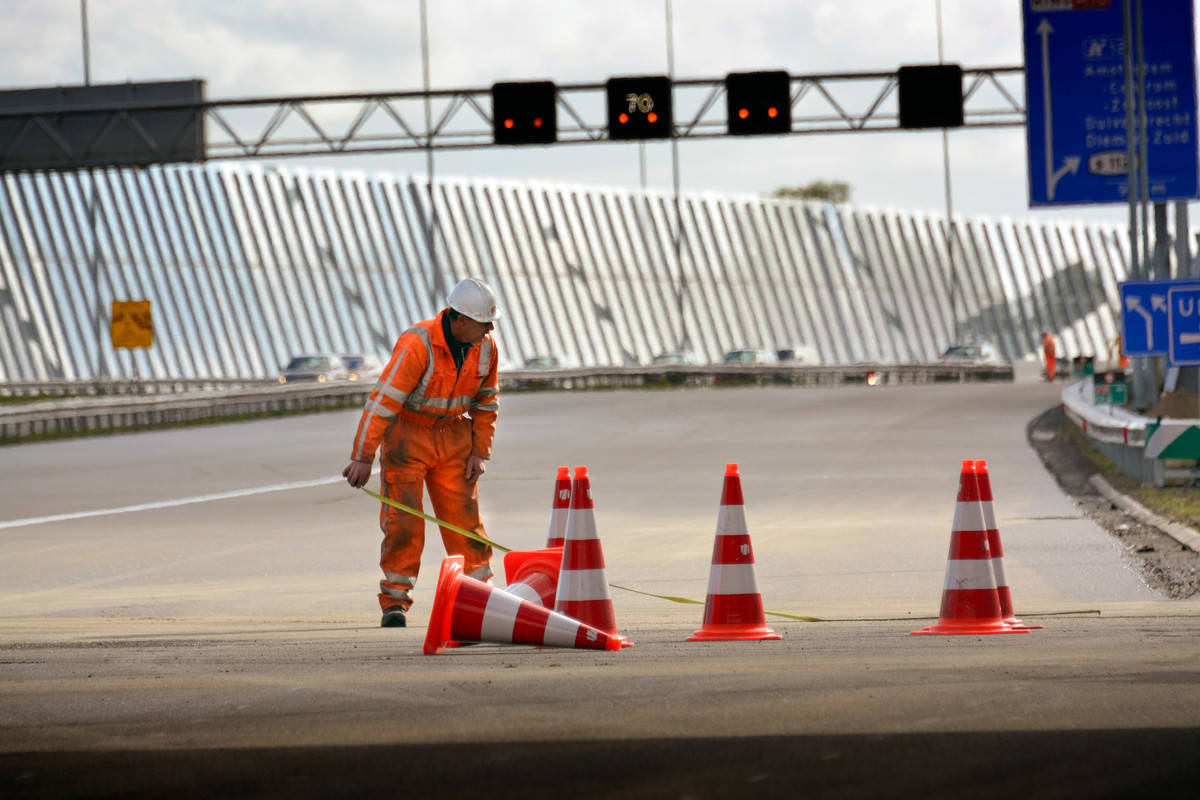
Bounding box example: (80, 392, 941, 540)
(1167, 284, 1200, 366)
(1022, 0, 1199, 207)
(1120, 279, 1200, 356)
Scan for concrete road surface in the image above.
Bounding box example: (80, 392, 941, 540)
(1, 383, 1198, 798)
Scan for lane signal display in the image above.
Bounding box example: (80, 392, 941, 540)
(606, 76, 672, 140)
(725, 70, 791, 135)
(897, 64, 964, 129)
(492, 80, 557, 145)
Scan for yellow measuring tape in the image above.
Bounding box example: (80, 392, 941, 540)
(363, 487, 513, 552)
(360, 487, 1098, 623)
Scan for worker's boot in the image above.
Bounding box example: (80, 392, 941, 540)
(380, 606, 407, 628)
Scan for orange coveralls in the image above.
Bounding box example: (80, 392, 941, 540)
(1042, 333, 1057, 381)
(349, 311, 500, 611)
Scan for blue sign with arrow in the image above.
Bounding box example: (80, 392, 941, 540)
(1167, 284, 1200, 366)
(1120, 279, 1200, 356)
(1022, 0, 1199, 207)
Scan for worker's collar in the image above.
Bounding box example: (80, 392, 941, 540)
(439, 309, 472, 356)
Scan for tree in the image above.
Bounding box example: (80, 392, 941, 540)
(769, 180, 851, 204)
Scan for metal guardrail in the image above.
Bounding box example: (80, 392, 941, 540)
(1061, 379, 1199, 487)
(0, 378, 281, 398)
(0, 363, 1012, 443)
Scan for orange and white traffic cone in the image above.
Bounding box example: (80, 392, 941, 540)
(503, 546, 563, 608)
(553, 466, 633, 647)
(424, 556, 623, 655)
(546, 466, 572, 548)
(975, 460, 1041, 631)
(912, 460, 1028, 636)
(688, 463, 781, 642)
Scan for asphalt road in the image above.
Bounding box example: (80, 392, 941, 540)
(2, 382, 1198, 798)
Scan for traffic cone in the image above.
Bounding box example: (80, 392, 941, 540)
(554, 466, 633, 647)
(688, 463, 781, 642)
(912, 460, 1028, 636)
(503, 546, 563, 608)
(424, 556, 623, 655)
(546, 466, 572, 548)
(975, 460, 1041, 631)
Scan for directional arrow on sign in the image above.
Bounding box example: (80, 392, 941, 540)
(1125, 294, 1159, 350)
(1050, 156, 1080, 199)
(1038, 19, 1056, 200)
(1023, 1, 1199, 206)
(1122, 280, 1200, 356)
(1037, 20, 1083, 202)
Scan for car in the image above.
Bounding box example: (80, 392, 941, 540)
(939, 340, 1007, 366)
(340, 353, 384, 382)
(775, 344, 821, 365)
(522, 354, 578, 369)
(722, 348, 779, 365)
(518, 353, 578, 389)
(652, 350, 701, 366)
(277, 353, 349, 384)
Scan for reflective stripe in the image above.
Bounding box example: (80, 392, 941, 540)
(467, 565, 494, 582)
(380, 585, 413, 601)
(542, 611, 580, 648)
(481, 586, 523, 641)
(420, 394, 480, 410)
(952, 501, 986, 532)
(476, 386, 498, 397)
(383, 572, 417, 587)
(557, 568, 611, 601)
(706, 563, 761, 596)
(980, 500, 998, 531)
(352, 347, 408, 462)
(478, 339, 492, 376)
(715, 505, 748, 536)
(404, 325, 436, 412)
(942, 559, 997, 591)
(375, 381, 409, 405)
(991, 557, 1008, 587)
(472, 400, 499, 412)
(505, 581, 543, 605)
(363, 399, 396, 420)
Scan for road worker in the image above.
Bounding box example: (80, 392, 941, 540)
(342, 277, 501, 628)
(1042, 331, 1056, 382)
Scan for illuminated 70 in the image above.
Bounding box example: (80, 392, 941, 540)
(625, 93, 655, 113)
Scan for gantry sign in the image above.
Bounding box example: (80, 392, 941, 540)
(0, 65, 1024, 171)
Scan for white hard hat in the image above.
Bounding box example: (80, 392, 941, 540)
(446, 277, 502, 323)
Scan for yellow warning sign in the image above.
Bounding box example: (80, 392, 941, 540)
(111, 300, 153, 349)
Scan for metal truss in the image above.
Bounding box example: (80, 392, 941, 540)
(0, 66, 1025, 168)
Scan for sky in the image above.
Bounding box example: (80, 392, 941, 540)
(0, 0, 1191, 226)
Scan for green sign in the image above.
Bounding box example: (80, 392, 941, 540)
(1094, 381, 1127, 406)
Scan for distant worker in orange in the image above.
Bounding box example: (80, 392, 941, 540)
(343, 277, 501, 628)
(1042, 331, 1056, 381)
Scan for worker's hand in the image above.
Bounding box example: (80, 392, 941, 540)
(465, 455, 487, 484)
(343, 460, 373, 489)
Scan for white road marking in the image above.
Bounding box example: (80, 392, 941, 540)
(0, 472, 373, 530)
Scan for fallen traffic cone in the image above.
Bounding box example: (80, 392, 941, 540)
(554, 466, 633, 647)
(546, 466, 572, 548)
(913, 460, 1027, 635)
(424, 556, 623, 655)
(975, 460, 1041, 631)
(503, 546, 563, 608)
(688, 463, 781, 642)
